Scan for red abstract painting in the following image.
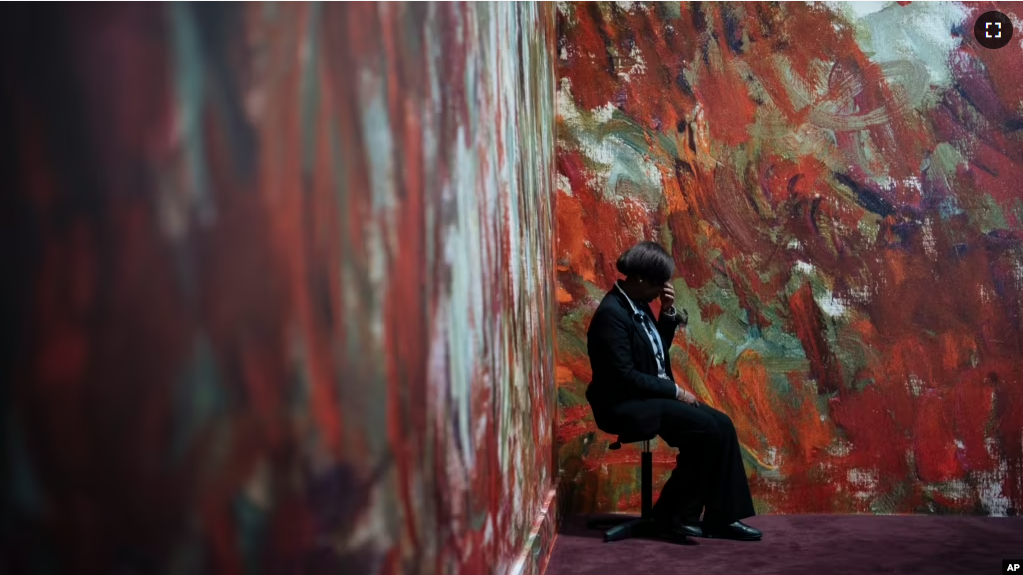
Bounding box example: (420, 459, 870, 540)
(1, 2, 558, 574)
(556, 1, 1023, 517)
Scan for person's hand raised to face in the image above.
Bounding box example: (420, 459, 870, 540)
(660, 281, 689, 326)
(660, 281, 675, 309)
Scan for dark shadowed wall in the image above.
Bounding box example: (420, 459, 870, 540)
(0, 2, 557, 574)
(556, 1, 1023, 517)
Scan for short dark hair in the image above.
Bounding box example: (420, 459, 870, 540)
(615, 241, 674, 283)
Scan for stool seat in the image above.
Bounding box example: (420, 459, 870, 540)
(608, 432, 657, 450)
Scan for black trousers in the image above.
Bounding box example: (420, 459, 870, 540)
(608, 398, 756, 526)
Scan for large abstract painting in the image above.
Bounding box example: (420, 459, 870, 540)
(557, 1, 1023, 516)
(1, 2, 557, 574)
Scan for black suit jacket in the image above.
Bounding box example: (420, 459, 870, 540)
(585, 287, 686, 434)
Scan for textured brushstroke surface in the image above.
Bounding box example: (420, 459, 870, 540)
(0, 2, 557, 574)
(556, 1, 1023, 516)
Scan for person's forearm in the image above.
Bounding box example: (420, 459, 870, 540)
(622, 368, 679, 398)
(659, 305, 685, 326)
(657, 306, 686, 351)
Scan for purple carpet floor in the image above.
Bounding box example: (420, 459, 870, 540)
(546, 514, 1023, 575)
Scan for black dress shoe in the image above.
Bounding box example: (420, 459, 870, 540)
(671, 523, 704, 538)
(703, 521, 762, 541)
(651, 515, 701, 542)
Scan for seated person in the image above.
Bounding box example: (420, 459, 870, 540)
(585, 240, 761, 541)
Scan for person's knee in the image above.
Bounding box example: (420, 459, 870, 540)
(709, 409, 737, 436)
(720, 414, 737, 436)
(698, 416, 726, 439)
(703, 419, 727, 443)
(696, 416, 733, 448)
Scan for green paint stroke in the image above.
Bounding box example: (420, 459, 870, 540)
(168, 2, 213, 220)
